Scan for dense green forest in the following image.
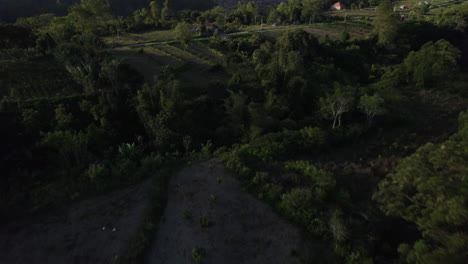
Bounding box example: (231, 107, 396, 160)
(1, 0, 467, 263)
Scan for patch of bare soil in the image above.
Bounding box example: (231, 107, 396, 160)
(146, 159, 314, 264)
(0, 180, 154, 264)
(303, 27, 341, 40)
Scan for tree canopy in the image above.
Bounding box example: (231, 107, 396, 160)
(374, 111, 468, 264)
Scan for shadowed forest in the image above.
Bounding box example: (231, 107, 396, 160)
(1, 0, 467, 263)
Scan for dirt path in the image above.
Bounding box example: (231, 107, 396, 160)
(146, 159, 313, 264)
(0, 180, 154, 264)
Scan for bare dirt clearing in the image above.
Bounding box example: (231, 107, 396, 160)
(0, 180, 154, 264)
(146, 159, 316, 264)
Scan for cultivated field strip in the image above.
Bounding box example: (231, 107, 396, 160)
(187, 42, 224, 63)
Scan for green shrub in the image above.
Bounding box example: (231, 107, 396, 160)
(279, 188, 327, 236)
(200, 140, 213, 157)
(199, 216, 213, 228)
(298, 127, 326, 152)
(284, 161, 335, 201)
(252, 171, 268, 185)
(85, 163, 107, 183)
(117, 142, 142, 161)
(135, 154, 164, 179)
(258, 183, 283, 203)
(183, 210, 193, 222)
(192, 247, 205, 263)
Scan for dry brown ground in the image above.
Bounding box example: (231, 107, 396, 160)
(0, 180, 154, 264)
(0, 159, 323, 264)
(145, 159, 315, 264)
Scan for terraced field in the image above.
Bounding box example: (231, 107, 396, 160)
(103, 30, 176, 46)
(260, 22, 373, 40)
(325, 8, 378, 20)
(112, 42, 227, 86)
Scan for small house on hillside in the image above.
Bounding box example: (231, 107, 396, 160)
(192, 23, 218, 32)
(330, 2, 346, 11)
(417, 1, 431, 6)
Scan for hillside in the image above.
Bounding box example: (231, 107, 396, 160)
(0, 0, 291, 23)
(1, 1, 467, 263)
(0, 0, 216, 22)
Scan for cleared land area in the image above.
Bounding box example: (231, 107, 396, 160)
(146, 159, 321, 264)
(0, 180, 154, 264)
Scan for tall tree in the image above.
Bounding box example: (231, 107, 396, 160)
(150, 1, 161, 26)
(319, 84, 353, 129)
(358, 93, 385, 126)
(174, 22, 193, 49)
(302, 0, 323, 24)
(162, 0, 174, 20)
(373, 0, 399, 45)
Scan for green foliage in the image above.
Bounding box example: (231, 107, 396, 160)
(436, 3, 468, 32)
(68, 0, 113, 34)
(279, 188, 327, 236)
(85, 163, 108, 183)
(199, 215, 213, 228)
(319, 84, 353, 129)
(55, 104, 74, 130)
(404, 39, 461, 90)
(298, 127, 327, 151)
(284, 160, 335, 201)
(150, 1, 162, 26)
(373, 0, 400, 45)
(174, 22, 193, 48)
(358, 93, 385, 126)
(39, 130, 89, 170)
(191, 247, 206, 263)
(329, 209, 348, 247)
(162, 0, 174, 20)
(374, 111, 468, 263)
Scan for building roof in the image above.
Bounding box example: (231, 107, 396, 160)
(332, 2, 345, 8)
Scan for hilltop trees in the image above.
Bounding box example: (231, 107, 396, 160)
(302, 0, 324, 24)
(67, 0, 112, 34)
(266, 0, 324, 24)
(230, 1, 260, 25)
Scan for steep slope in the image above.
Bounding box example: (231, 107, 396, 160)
(146, 159, 322, 264)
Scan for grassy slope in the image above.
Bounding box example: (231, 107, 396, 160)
(0, 56, 78, 99)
